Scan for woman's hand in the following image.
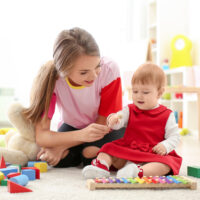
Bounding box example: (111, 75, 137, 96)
(152, 143, 167, 156)
(37, 146, 68, 166)
(81, 123, 110, 142)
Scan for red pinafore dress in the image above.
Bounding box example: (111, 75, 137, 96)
(99, 104, 182, 174)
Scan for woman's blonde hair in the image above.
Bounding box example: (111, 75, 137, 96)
(23, 27, 100, 124)
(131, 62, 166, 91)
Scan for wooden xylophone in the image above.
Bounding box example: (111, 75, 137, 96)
(87, 175, 197, 190)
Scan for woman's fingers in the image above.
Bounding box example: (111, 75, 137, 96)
(39, 152, 48, 161)
(49, 159, 59, 166)
(92, 123, 110, 132)
(82, 123, 111, 142)
(40, 153, 54, 165)
(37, 148, 45, 160)
(38, 147, 64, 166)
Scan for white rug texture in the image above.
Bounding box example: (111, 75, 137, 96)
(0, 162, 200, 200)
(1, 135, 200, 200)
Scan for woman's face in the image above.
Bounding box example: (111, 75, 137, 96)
(67, 55, 101, 87)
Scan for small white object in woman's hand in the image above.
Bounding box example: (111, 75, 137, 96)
(40, 154, 45, 160)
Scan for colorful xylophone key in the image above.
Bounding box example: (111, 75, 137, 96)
(120, 178, 130, 184)
(166, 176, 182, 184)
(87, 175, 197, 190)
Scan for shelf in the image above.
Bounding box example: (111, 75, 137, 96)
(160, 99, 197, 103)
(148, 0, 156, 5)
(164, 67, 192, 75)
(146, 0, 188, 66)
(165, 86, 200, 93)
(164, 86, 200, 140)
(148, 24, 157, 29)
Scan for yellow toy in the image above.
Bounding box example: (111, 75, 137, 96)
(0, 128, 16, 135)
(162, 93, 171, 100)
(180, 128, 190, 136)
(0, 137, 6, 147)
(0, 103, 40, 166)
(0, 172, 4, 181)
(170, 34, 192, 69)
(34, 162, 48, 173)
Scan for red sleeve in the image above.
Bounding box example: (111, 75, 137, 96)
(47, 93, 56, 119)
(41, 93, 56, 119)
(98, 77, 122, 117)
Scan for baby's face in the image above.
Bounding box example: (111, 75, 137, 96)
(132, 83, 161, 110)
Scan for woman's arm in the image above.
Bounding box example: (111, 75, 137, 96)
(95, 115, 107, 125)
(35, 116, 83, 148)
(35, 115, 110, 148)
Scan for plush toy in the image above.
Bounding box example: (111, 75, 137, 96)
(0, 103, 40, 166)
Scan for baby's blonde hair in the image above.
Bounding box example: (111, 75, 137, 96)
(131, 62, 166, 91)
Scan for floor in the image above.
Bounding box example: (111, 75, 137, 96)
(0, 131, 200, 200)
(176, 133, 200, 173)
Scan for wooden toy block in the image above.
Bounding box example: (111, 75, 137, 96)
(28, 161, 45, 167)
(86, 176, 197, 190)
(28, 160, 47, 167)
(10, 174, 29, 186)
(7, 172, 21, 179)
(0, 168, 18, 176)
(0, 171, 4, 181)
(28, 161, 37, 167)
(0, 179, 8, 186)
(187, 166, 200, 178)
(34, 162, 48, 172)
(0, 156, 6, 168)
(8, 180, 32, 193)
(8, 164, 21, 172)
(22, 167, 40, 179)
(22, 169, 36, 180)
(6, 162, 11, 167)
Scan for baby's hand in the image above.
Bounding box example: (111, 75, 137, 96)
(152, 143, 167, 156)
(107, 114, 122, 128)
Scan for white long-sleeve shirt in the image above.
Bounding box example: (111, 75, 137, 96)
(108, 105, 180, 154)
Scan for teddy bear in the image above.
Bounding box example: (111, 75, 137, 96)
(0, 102, 40, 166)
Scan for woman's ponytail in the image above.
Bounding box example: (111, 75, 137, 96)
(23, 60, 58, 124)
(23, 27, 100, 124)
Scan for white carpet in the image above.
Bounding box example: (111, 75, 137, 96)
(0, 163, 200, 200)
(1, 135, 200, 200)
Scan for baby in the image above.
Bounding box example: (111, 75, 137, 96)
(82, 62, 182, 179)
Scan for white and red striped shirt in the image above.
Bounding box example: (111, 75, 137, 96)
(48, 57, 122, 129)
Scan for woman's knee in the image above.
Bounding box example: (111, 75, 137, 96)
(112, 157, 127, 169)
(82, 146, 100, 158)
